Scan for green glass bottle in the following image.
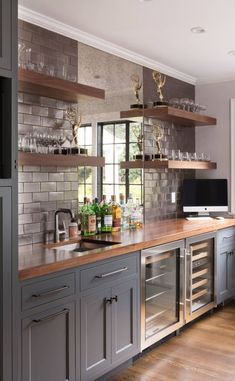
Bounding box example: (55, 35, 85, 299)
(80, 197, 96, 236)
(92, 197, 102, 234)
(100, 195, 113, 233)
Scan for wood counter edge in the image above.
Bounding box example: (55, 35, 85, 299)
(19, 219, 235, 281)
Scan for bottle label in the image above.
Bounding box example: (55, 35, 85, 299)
(116, 210, 122, 219)
(88, 215, 96, 233)
(113, 218, 121, 228)
(104, 215, 112, 227)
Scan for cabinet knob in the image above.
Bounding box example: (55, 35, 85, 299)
(111, 296, 118, 303)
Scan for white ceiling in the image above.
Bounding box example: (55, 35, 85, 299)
(18, 0, 235, 84)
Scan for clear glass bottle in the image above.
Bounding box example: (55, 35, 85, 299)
(80, 197, 96, 236)
(120, 193, 129, 231)
(110, 195, 121, 232)
(126, 194, 135, 229)
(101, 195, 113, 233)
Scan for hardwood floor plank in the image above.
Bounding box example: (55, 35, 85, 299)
(109, 302, 235, 381)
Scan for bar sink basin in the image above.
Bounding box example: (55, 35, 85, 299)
(53, 239, 120, 253)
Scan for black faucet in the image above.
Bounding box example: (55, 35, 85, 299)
(54, 208, 74, 243)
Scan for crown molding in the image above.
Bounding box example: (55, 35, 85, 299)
(18, 5, 196, 85)
(197, 75, 235, 86)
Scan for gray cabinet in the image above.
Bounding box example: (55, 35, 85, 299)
(81, 288, 111, 380)
(80, 253, 139, 381)
(217, 228, 235, 304)
(0, 188, 12, 381)
(0, 0, 12, 70)
(22, 302, 76, 381)
(111, 278, 138, 364)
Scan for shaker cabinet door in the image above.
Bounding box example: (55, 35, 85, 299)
(81, 288, 112, 381)
(228, 249, 235, 296)
(0, 0, 12, 70)
(0, 187, 12, 381)
(217, 250, 230, 304)
(22, 302, 76, 381)
(111, 278, 139, 364)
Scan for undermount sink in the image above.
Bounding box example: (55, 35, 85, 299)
(53, 239, 121, 253)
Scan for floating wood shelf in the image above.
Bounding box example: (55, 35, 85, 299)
(120, 160, 217, 170)
(18, 69, 105, 102)
(120, 106, 216, 126)
(18, 152, 105, 167)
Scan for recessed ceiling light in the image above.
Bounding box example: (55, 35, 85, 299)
(190, 26, 206, 34)
(228, 50, 235, 56)
(139, 0, 152, 2)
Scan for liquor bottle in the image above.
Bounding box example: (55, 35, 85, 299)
(119, 193, 129, 231)
(100, 195, 113, 233)
(126, 194, 135, 229)
(133, 198, 144, 229)
(110, 195, 121, 232)
(80, 197, 96, 236)
(92, 197, 102, 234)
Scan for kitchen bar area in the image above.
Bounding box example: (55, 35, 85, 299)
(1, 1, 235, 381)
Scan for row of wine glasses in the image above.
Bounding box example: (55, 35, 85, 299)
(168, 149, 210, 161)
(169, 98, 206, 113)
(18, 43, 77, 82)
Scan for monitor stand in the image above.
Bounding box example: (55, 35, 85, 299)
(186, 212, 213, 221)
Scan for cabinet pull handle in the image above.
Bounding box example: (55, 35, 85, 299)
(31, 308, 69, 325)
(104, 298, 112, 304)
(95, 267, 128, 279)
(32, 285, 69, 298)
(223, 235, 235, 240)
(111, 296, 118, 303)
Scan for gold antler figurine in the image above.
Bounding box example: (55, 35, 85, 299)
(152, 71, 167, 105)
(66, 105, 82, 146)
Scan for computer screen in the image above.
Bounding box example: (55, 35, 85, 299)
(183, 179, 228, 213)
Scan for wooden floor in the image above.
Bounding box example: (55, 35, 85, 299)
(109, 302, 235, 381)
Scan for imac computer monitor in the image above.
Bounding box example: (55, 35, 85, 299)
(183, 179, 228, 215)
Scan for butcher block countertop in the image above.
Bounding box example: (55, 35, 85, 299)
(19, 218, 235, 281)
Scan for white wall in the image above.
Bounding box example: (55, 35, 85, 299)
(196, 80, 235, 209)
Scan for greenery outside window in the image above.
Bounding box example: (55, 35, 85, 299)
(97, 121, 143, 203)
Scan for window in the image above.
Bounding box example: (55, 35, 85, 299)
(98, 121, 143, 202)
(77, 124, 93, 202)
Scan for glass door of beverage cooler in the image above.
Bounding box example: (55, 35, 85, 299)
(185, 233, 215, 322)
(141, 240, 185, 350)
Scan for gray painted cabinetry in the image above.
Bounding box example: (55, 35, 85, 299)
(22, 302, 76, 381)
(20, 252, 140, 381)
(216, 227, 235, 304)
(0, 188, 12, 381)
(80, 252, 139, 381)
(0, 0, 12, 70)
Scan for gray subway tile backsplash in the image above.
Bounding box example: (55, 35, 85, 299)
(41, 182, 57, 192)
(24, 182, 40, 192)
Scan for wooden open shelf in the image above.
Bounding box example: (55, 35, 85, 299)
(120, 160, 217, 170)
(120, 106, 216, 126)
(18, 152, 105, 167)
(18, 69, 105, 102)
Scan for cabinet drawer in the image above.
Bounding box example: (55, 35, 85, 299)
(22, 273, 75, 311)
(80, 254, 138, 291)
(217, 227, 235, 249)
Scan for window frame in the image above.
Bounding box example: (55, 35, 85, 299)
(97, 120, 143, 202)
